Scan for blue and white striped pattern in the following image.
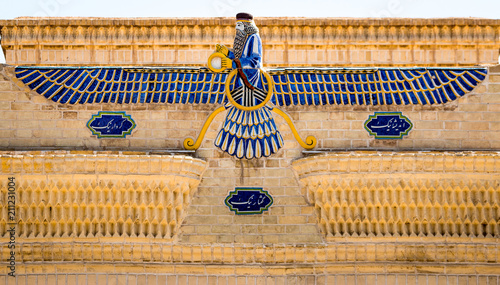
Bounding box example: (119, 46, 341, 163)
(15, 67, 486, 107)
(15, 67, 228, 105)
(270, 68, 487, 106)
(215, 105, 283, 159)
(14, 66, 488, 160)
(231, 86, 268, 107)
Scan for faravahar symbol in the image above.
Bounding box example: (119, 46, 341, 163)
(15, 13, 487, 159)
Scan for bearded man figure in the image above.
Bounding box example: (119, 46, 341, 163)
(214, 13, 284, 159)
(216, 12, 265, 106)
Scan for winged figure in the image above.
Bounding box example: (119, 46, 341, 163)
(14, 13, 487, 159)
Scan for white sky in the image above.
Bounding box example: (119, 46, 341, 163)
(1, 0, 500, 19)
(1, 0, 499, 63)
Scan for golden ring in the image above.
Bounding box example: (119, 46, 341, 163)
(207, 52, 227, 73)
(224, 69, 273, 111)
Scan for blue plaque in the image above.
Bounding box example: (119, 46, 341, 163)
(225, 188, 273, 215)
(364, 112, 413, 139)
(87, 111, 136, 138)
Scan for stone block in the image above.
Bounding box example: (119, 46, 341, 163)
(0, 82, 12, 91)
(462, 122, 489, 131)
(11, 102, 39, 111)
(0, 92, 18, 101)
(489, 84, 500, 93)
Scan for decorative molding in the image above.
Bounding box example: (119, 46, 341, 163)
(1, 17, 498, 66)
(0, 151, 206, 176)
(0, 151, 207, 241)
(1, 241, 499, 264)
(292, 152, 500, 240)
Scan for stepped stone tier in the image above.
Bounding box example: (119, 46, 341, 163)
(0, 17, 499, 284)
(0, 152, 207, 241)
(292, 152, 500, 239)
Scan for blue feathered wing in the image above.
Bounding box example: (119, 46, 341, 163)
(15, 66, 487, 107)
(15, 66, 488, 159)
(268, 67, 487, 106)
(15, 67, 228, 104)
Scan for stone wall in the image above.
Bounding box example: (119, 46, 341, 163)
(1, 64, 499, 151)
(1, 17, 499, 67)
(0, 17, 499, 285)
(1, 62, 499, 284)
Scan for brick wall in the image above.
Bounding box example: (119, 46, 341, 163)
(1, 17, 500, 285)
(1, 63, 499, 284)
(1, 65, 499, 151)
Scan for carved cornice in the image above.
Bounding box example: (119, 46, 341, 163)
(0, 151, 207, 241)
(0, 151, 206, 177)
(1, 17, 499, 66)
(2, 17, 498, 45)
(1, 241, 499, 265)
(292, 152, 500, 240)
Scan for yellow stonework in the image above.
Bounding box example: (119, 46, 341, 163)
(0, 17, 499, 67)
(292, 152, 500, 240)
(0, 152, 206, 242)
(0, 17, 499, 284)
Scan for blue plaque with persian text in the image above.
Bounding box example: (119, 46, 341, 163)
(364, 112, 413, 139)
(87, 111, 136, 138)
(225, 188, 273, 215)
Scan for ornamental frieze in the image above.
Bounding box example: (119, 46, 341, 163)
(11, 13, 488, 159)
(1, 18, 499, 66)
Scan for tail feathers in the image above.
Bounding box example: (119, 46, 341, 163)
(215, 106, 283, 159)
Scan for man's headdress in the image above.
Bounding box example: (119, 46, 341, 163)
(233, 12, 259, 59)
(236, 12, 253, 21)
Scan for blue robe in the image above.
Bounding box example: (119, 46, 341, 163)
(228, 33, 264, 106)
(214, 33, 284, 159)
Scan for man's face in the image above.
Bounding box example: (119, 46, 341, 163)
(236, 21, 245, 32)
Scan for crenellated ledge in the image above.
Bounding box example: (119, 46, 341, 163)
(1, 17, 499, 66)
(0, 151, 207, 242)
(292, 151, 500, 241)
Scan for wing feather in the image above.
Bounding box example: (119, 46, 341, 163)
(269, 68, 487, 106)
(15, 67, 228, 105)
(18, 66, 487, 107)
